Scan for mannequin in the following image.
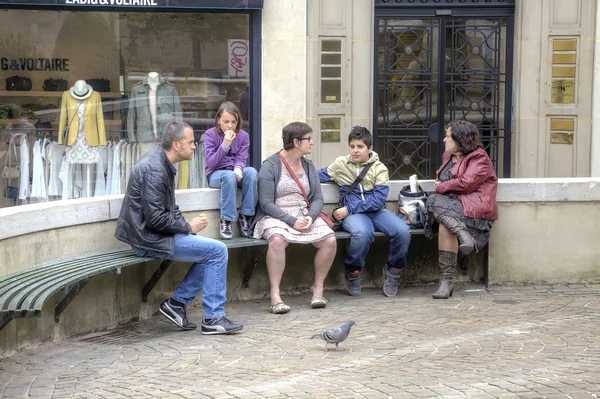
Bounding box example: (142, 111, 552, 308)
(58, 79, 107, 198)
(147, 71, 160, 146)
(147, 71, 160, 88)
(127, 72, 182, 156)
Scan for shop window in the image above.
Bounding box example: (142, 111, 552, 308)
(0, 9, 250, 207)
(320, 39, 342, 104)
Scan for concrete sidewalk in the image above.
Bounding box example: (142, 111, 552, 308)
(1, 283, 599, 398)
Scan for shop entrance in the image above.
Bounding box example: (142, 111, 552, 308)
(375, 6, 514, 179)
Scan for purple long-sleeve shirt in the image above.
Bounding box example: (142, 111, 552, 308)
(203, 127, 250, 177)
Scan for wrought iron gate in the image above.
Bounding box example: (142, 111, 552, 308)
(375, 2, 514, 179)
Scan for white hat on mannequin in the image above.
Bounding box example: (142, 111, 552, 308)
(70, 80, 93, 100)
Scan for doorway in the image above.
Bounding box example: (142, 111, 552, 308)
(375, 11, 514, 179)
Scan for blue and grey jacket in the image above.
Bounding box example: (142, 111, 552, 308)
(318, 152, 390, 214)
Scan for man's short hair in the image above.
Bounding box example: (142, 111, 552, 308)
(161, 121, 193, 150)
(348, 126, 373, 148)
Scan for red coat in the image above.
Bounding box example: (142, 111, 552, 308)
(435, 147, 499, 221)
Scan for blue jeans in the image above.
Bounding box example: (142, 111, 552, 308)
(341, 209, 411, 271)
(136, 234, 228, 319)
(208, 167, 258, 221)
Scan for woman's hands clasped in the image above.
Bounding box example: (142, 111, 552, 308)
(293, 216, 313, 232)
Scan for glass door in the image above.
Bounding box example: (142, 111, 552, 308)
(375, 15, 512, 178)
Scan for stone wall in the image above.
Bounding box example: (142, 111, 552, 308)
(1, 178, 600, 356)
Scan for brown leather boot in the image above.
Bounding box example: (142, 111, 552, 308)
(437, 214, 475, 255)
(432, 250, 457, 299)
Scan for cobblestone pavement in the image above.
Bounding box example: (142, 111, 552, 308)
(1, 283, 600, 398)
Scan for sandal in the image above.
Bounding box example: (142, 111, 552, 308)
(311, 296, 328, 309)
(269, 301, 291, 314)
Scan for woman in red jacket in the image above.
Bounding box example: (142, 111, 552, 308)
(427, 120, 498, 299)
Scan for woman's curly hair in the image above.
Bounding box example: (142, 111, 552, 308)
(447, 120, 482, 155)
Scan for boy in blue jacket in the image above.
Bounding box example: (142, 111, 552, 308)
(319, 126, 411, 297)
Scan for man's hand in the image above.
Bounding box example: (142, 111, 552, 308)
(333, 207, 349, 222)
(223, 130, 237, 148)
(190, 216, 209, 233)
(234, 167, 243, 182)
(434, 179, 441, 192)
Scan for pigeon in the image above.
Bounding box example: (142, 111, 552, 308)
(310, 320, 356, 351)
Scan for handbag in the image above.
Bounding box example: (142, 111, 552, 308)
(1, 135, 21, 179)
(3, 185, 19, 200)
(5, 76, 32, 91)
(85, 78, 110, 92)
(397, 184, 429, 228)
(1, 166, 19, 180)
(331, 161, 375, 230)
(62, 102, 84, 145)
(278, 153, 334, 230)
(43, 78, 68, 92)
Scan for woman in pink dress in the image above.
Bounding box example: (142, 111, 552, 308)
(251, 122, 336, 314)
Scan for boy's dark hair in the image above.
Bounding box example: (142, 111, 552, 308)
(348, 126, 373, 148)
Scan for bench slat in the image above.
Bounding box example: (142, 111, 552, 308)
(30, 256, 149, 310)
(0, 250, 136, 292)
(223, 237, 267, 249)
(0, 251, 138, 309)
(9, 256, 150, 315)
(335, 229, 424, 239)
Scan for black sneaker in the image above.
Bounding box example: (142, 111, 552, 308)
(159, 299, 197, 330)
(219, 220, 233, 239)
(201, 316, 244, 335)
(382, 265, 402, 297)
(239, 213, 251, 238)
(345, 270, 362, 296)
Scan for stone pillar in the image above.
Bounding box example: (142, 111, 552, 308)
(261, 0, 308, 159)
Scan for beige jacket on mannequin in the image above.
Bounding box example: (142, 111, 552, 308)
(58, 91, 107, 147)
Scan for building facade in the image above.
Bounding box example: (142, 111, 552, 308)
(299, 0, 598, 180)
(0, 0, 598, 209)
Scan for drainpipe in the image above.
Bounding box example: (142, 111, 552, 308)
(592, 0, 600, 176)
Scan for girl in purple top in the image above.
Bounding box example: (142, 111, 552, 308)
(204, 102, 258, 239)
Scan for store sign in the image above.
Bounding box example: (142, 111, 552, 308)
(228, 40, 249, 78)
(0, 0, 264, 8)
(1, 57, 69, 72)
(63, 0, 158, 5)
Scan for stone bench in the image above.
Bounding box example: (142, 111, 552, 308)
(0, 229, 425, 332)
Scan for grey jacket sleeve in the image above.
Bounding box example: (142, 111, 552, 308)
(306, 162, 324, 221)
(258, 160, 297, 227)
(127, 90, 136, 142)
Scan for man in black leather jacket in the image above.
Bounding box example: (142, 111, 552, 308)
(115, 121, 243, 335)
